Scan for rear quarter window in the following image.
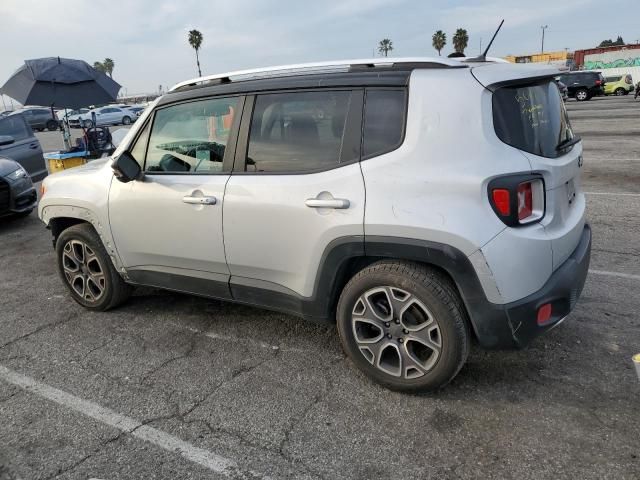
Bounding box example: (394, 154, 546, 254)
(493, 80, 574, 159)
(362, 89, 407, 159)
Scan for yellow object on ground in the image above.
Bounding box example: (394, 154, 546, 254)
(44, 151, 89, 174)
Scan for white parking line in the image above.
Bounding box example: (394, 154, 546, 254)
(589, 269, 640, 281)
(585, 192, 640, 197)
(0, 365, 265, 479)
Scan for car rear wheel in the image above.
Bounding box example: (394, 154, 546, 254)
(83, 120, 93, 128)
(122, 116, 131, 125)
(575, 88, 589, 101)
(56, 223, 132, 311)
(336, 261, 470, 392)
(615, 88, 626, 96)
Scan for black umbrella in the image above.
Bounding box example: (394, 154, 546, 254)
(0, 57, 121, 109)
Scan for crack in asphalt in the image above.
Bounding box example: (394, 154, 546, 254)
(139, 336, 198, 386)
(0, 311, 79, 350)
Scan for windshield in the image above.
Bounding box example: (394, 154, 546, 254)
(493, 80, 574, 158)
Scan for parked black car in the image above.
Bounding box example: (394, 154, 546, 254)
(0, 114, 46, 218)
(0, 114, 47, 181)
(0, 155, 38, 218)
(557, 71, 606, 101)
(9, 106, 59, 131)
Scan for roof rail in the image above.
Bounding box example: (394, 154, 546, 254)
(169, 57, 465, 92)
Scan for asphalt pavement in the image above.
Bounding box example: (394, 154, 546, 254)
(0, 96, 638, 479)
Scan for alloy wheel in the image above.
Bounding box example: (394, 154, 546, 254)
(62, 240, 106, 302)
(351, 286, 442, 379)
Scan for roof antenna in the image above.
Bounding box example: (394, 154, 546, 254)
(466, 19, 504, 63)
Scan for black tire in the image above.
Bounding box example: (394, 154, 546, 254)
(615, 88, 626, 96)
(36, 128, 44, 132)
(122, 116, 131, 125)
(46, 120, 58, 131)
(56, 223, 132, 311)
(83, 120, 93, 128)
(336, 261, 470, 392)
(575, 88, 589, 101)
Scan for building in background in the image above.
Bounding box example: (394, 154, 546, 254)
(504, 51, 573, 69)
(573, 44, 640, 82)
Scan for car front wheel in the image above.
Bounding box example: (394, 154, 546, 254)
(336, 261, 470, 392)
(46, 120, 58, 131)
(122, 116, 132, 125)
(56, 223, 132, 311)
(83, 120, 93, 128)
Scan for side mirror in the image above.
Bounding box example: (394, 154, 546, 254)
(0, 135, 15, 147)
(112, 151, 142, 183)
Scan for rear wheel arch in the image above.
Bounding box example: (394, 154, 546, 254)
(312, 237, 480, 339)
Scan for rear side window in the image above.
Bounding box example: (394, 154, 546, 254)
(493, 81, 574, 159)
(246, 90, 354, 173)
(362, 89, 406, 159)
(0, 115, 31, 141)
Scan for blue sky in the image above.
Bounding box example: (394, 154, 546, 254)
(0, 0, 638, 95)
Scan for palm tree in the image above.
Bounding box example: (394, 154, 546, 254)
(432, 30, 446, 56)
(93, 61, 106, 73)
(102, 58, 115, 78)
(188, 29, 204, 76)
(452, 28, 469, 55)
(378, 38, 393, 57)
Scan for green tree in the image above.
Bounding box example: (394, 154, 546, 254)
(452, 28, 469, 54)
(102, 58, 115, 78)
(188, 29, 204, 76)
(432, 30, 447, 56)
(93, 61, 106, 73)
(378, 38, 393, 57)
(599, 36, 625, 47)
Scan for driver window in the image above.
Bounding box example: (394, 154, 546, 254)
(144, 96, 239, 173)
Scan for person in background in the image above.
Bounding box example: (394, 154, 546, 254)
(635, 81, 640, 100)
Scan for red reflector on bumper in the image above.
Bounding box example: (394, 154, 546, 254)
(537, 303, 552, 325)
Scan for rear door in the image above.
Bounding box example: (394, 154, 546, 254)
(223, 89, 365, 303)
(0, 114, 46, 181)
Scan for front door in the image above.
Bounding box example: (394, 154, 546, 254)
(109, 95, 243, 299)
(223, 89, 365, 304)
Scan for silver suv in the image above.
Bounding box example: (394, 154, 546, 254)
(38, 58, 591, 391)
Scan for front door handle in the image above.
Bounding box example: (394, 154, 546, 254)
(183, 195, 217, 205)
(305, 198, 350, 209)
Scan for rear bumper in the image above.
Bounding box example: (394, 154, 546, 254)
(468, 224, 591, 348)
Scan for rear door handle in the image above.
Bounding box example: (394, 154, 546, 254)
(29, 143, 39, 149)
(305, 198, 350, 209)
(183, 195, 217, 205)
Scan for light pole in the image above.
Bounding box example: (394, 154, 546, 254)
(541, 25, 548, 54)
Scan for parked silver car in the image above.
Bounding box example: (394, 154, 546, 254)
(38, 57, 590, 392)
(68, 106, 134, 128)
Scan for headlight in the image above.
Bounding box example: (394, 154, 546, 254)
(6, 165, 28, 182)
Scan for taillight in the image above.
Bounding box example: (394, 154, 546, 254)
(488, 174, 545, 226)
(517, 182, 533, 220)
(491, 189, 510, 216)
(595, 79, 602, 86)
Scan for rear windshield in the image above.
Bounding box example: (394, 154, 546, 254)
(493, 80, 574, 158)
